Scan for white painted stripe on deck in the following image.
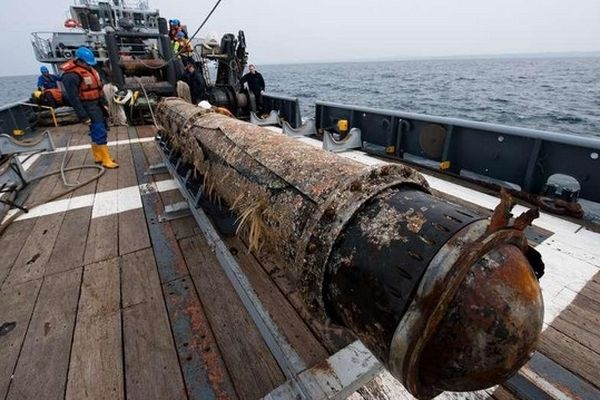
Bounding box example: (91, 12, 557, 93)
(50, 137, 155, 154)
(4, 178, 178, 222)
(15, 137, 155, 174)
(11, 194, 96, 221)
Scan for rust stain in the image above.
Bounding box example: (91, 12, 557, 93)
(406, 212, 426, 233)
(183, 300, 232, 399)
(513, 208, 540, 231)
(487, 188, 514, 234)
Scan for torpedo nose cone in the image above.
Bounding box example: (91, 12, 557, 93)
(406, 243, 544, 397)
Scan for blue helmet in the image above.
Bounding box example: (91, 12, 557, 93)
(176, 31, 185, 39)
(40, 66, 49, 74)
(75, 46, 97, 66)
(172, 18, 180, 26)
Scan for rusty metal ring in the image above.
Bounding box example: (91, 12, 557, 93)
(535, 196, 584, 218)
(390, 222, 529, 398)
(294, 163, 430, 317)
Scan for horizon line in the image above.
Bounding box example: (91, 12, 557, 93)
(1, 49, 599, 78)
(259, 50, 600, 66)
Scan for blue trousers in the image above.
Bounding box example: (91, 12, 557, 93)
(82, 100, 108, 145)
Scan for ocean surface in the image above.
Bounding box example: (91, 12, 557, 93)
(2, 57, 599, 136)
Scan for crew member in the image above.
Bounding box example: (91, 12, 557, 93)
(37, 66, 63, 107)
(182, 61, 206, 104)
(37, 66, 60, 89)
(61, 47, 118, 169)
(168, 18, 187, 41)
(240, 63, 265, 112)
(173, 31, 194, 66)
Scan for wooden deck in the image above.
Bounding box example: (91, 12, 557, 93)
(0, 123, 599, 400)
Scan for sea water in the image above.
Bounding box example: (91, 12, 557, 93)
(2, 56, 598, 137)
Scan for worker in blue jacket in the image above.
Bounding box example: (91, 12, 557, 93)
(61, 47, 118, 169)
(37, 66, 61, 90)
(35, 66, 63, 107)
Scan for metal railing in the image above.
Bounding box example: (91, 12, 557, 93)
(315, 101, 600, 203)
(262, 93, 302, 128)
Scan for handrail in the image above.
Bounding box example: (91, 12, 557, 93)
(19, 103, 58, 127)
(316, 100, 600, 150)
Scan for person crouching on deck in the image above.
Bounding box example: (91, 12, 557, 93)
(61, 46, 118, 169)
(36, 66, 63, 107)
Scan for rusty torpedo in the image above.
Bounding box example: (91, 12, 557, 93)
(156, 98, 545, 399)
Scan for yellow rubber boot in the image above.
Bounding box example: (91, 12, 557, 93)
(97, 145, 119, 169)
(91, 144, 102, 164)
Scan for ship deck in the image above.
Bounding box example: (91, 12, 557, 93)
(0, 122, 599, 400)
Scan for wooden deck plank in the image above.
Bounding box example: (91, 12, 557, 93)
(551, 314, 600, 356)
(491, 386, 519, 400)
(30, 145, 92, 276)
(121, 248, 187, 400)
(107, 125, 118, 142)
(1, 129, 97, 285)
(116, 130, 139, 189)
(51, 140, 89, 201)
(118, 208, 151, 256)
(0, 279, 42, 399)
(0, 219, 36, 286)
(120, 248, 164, 308)
(225, 236, 329, 367)
(83, 214, 119, 264)
(559, 302, 599, 341)
(69, 145, 100, 197)
(128, 134, 239, 398)
(180, 235, 286, 399)
(579, 280, 600, 302)
(45, 207, 93, 275)
(66, 258, 123, 400)
(136, 125, 157, 138)
(355, 370, 414, 399)
(22, 151, 64, 206)
(2, 213, 65, 287)
(84, 143, 119, 264)
(538, 325, 600, 386)
(6, 268, 82, 400)
(164, 277, 239, 400)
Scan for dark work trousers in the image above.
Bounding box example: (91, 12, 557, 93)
(82, 100, 108, 145)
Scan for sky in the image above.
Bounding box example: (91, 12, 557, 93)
(0, 0, 599, 76)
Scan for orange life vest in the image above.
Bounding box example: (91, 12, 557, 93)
(44, 88, 63, 104)
(173, 38, 193, 56)
(60, 60, 103, 101)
